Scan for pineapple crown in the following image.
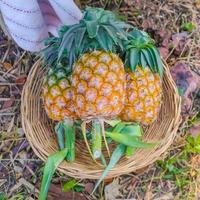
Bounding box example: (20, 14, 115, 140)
(124, 29, 163, 77)
(57, 7, 132, 68)
(40, 26, 70, 67)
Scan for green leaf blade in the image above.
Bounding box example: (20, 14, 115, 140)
(84, 20, 99, 38)
(39, 148, 68, 200)
(130, 48, 139, 71)
(92, 144, 126, 193)
(63, 121, 76, 162)
(62, 179, 77, 192)
(121, 124, 142, 137)
(106, 132, 155, 148)
(55, 122, 65, 150)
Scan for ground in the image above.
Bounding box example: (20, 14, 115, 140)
(0, 0, 200, 199)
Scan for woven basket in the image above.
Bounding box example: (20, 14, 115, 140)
(21, 60, 181, 179)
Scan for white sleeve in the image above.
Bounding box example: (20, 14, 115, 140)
(48, 0, 83, 25)
(0, 0, 82, 52)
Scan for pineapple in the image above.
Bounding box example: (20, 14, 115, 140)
(120, 30, 163, 125)
(42, 64, 77, 162)
(72, 50, 125, 119)
(57, 7, 130, 159)
(42, 65, 77, 121)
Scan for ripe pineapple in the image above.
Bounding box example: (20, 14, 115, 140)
(120, 30, 163, 125)
(42, 65, 77, 121)
(57, 7, 130, 159)
(42, 64, 77, 161)
(72, 50, 125, 119)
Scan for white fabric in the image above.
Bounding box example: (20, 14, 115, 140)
(0, 0, 83, 52)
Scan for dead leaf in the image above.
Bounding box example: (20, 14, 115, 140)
(172, 32, 188, 46)
(84, 182, 94, 194)
(105, 179, 121, 200)
(15, 75, 27, 85)
(2, 62, 12, 71)
(104, 177, 114, 185)
(172, 32, 189, 55)
(170, 62, 200, 116)
(8, 178, 39, 197)
(188, 121, 200, 137)
(36, 183, 87, 200)
(158, 30, 172, 47)
(2, 96, 15, 109)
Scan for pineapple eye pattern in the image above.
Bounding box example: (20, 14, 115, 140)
(77, 81, 87, 94)
(101, 83, 113, 96)
(76, 95, 85, 109)
(110, 61, 120, 72)
(110, 93, 120, 106)
(85, 57, 98, 68)
(58, 79, 70, 89)
(106, 72, 117, 84)
(88, 76, 103, 89)
(80, 68, 92, 80)
(99, 53, 112, 63)
(120, 66, 162, 125)
(94, 63, 108, 76)
(86, 88, 98, 102)
(50, 86, 61, 97)
(48, 76, 57, 86)
(71, 51, 126, 119)
(96, 97, 108, 110)
(42, 66, 77, 121)
(51, 105, 61, 117)
(45, 94, 53, 107)
(55, 96, 66, 108)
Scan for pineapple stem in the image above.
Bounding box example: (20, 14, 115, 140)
(63, 119, 75, 162)
(55, 122, 65, 150)
(81, 121, 102, 167)
(92, 120, 102, 159)
(100, 119, 110, 158)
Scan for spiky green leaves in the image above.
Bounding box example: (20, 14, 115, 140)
(58, 7, 132, 68)
(92, 122, 155, 193)
(124, 29, 163, 77)
(41, 26, 69, 68)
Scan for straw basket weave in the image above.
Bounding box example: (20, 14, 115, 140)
(21, 60, 181, 179)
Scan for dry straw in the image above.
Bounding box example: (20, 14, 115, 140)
(21, 59, 181, 179)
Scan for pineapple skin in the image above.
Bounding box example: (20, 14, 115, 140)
(120, 66, 162, 125)
(71, 51, 126, 119)
(42, 66, 77, 121)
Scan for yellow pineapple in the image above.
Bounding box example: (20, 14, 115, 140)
(42, 65, 77, 121)
(71, 51, 126, 158)
(120, 30, 163, 125)
(121, 67, 162, 124)
(72, 51, 125, 119)
(57, 7, 130, 159)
